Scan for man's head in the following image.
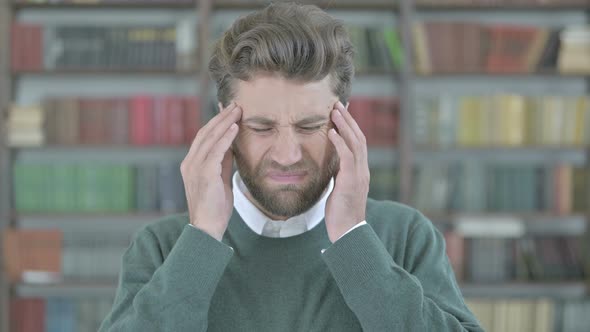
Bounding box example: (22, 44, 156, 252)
(208, 2, 355, 220)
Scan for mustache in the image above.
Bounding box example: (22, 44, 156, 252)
(260, 161, 310, 173)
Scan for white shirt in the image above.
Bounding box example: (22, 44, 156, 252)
(232, 172, 366, 250)
(190, 172, 367, 252)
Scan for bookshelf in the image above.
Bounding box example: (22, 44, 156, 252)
(0, 1, 589, 332)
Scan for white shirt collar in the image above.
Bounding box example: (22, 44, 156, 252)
(232, 171, 334, 237)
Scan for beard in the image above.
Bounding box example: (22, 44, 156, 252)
(233, 144, 339, 219)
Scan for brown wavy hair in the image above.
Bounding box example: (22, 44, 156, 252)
(208, 2, 355, 107)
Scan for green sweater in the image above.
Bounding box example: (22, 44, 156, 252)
(99, 199, 483, 331)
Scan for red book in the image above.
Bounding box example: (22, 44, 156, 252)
(485, 25, 539, 73)
(166, 96, 185, 145)
(109, 98, 129, 145)
(22, 24, 33, 71)
(130, 95, 154, 145)
(10, 298, 24, 332)
(30, 25, 43, 71)
(152, 96, 168, 145)
(79, 98, 104, 144)
(22, 299, 45, 332)
(184, 97, 201, 144)
(444, 231, 464, 281)
(373, 98, 399, 146)
(11, 23, 24, 71)
(348, 97, 376, 145)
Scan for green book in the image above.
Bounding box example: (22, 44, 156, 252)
(383, 27, 404, 70)
(110, 165, 134, 212)
(53, 164, 77, 212)
(13, 163, 34, 212)
(77, 165, 103, 213)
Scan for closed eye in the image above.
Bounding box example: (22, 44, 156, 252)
(298, 125, 323, 133)
(250, 127, 273, 133)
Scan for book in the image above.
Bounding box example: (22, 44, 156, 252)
(2, 229, 62, 283)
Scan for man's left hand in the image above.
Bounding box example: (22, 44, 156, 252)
(325, 101, 370, 243)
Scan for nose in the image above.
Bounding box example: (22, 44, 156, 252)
(269, 128, 303, 167)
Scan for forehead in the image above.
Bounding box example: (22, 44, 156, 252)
(234, 74, 337, 120)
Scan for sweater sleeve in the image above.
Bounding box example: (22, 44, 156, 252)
(320, 211, 484, 332)
(98, 224, 234, 332)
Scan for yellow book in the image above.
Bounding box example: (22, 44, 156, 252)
(458, 97, 478, 146)
(502, 95, 526, 146)
(466, 299, 493, 332)
(413, 23, 431, 75)
(574, 96, 588, 145)
(534, 299, 554, 332)
(493, 300, 510, 332)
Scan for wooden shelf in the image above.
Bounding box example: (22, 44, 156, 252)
(415, 3, 590, 11)
(12, 1, 197, 10)
(12, 146, 587, 167)
(17, 213, 173, 232)
(13, 145, 189, 164)
(415, 72, 590, 78)
(12, 69, 199, 77)
(427, 213, 587, 237)
(414, 147, 588, 166)
(460, 282, 588, 299)
(212, 0, 396, 10)
(14, 281, 117, 298)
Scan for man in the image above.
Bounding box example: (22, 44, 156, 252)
(100, 3, 483, 331)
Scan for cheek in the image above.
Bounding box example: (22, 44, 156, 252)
(302, 131, 333, 163)
(236, 130, 273, 164)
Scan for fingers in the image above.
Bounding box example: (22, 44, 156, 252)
(330, 105, 367, 164)
(328, 128, 354, 172)
(186, 102, 240, 158)
(208, 123, 239, 167)
(193, 104, 242, 165)
(334, 101, 366, 145)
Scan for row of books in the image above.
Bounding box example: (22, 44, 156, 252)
(415, 95, 590, 148)
(447, 235, 587, 283)
(13, 0, 193, 3)
(418, 0, 590, 6)
(369, 167, 399, 202)
(10, 95, 396, 147)
(413, 163, 587, 214)
(13, 163, 187, 213)
(348, 97, 399, 146)
(10, 297, 114, 332)
(62, 232, 130, 280)
(467, 298, 553, 332)
(7, 95, 201, 147)
(347, 25, 402, 73)
(9, 296, 590, 332)
(414, 23, 589, 74)
(11, 22, 196, 71)
(2, 228, 132, 283)
(13, 0, 589, 6)
(13, 21, 588, 75)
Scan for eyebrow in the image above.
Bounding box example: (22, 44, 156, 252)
(242, 114, 328, 126)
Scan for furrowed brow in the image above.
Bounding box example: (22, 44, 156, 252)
(295, 115, 329, 126)
(242, 117, 277, 126)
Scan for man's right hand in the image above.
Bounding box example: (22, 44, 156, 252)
(180, 102, 242, 241)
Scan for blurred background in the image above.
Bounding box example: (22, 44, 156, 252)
(0, 0, 589, 331)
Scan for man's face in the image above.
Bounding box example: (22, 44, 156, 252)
(231, 74, 340, 220)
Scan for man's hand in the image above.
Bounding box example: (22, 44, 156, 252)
(325, 101, 370, 243)
(180, 102, 242, 241)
